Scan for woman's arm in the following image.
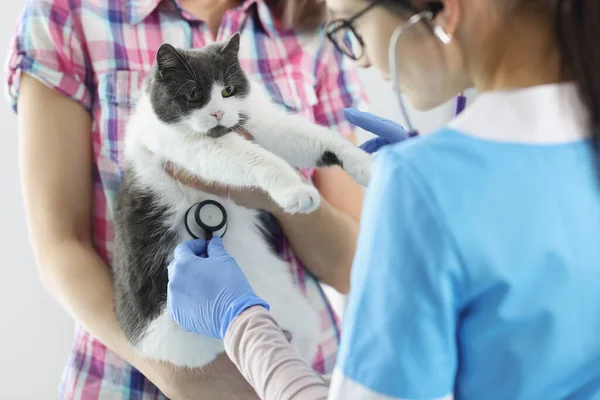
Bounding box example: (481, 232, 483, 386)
(313, 133, 365, 223)
(18, 74, 259, 400)
(225, 307, 328, 400)
(292, 34, 368, 292)
(272, 167, 363, 294)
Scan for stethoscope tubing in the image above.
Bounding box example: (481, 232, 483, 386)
(389, 10, 467, 138)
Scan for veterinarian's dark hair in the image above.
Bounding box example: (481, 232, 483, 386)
(554, 0, 600, 169)
(267, 0, 327, 31)
(375, 0, 600, 171)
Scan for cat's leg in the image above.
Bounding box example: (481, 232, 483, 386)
(170, 134, 320, 214)
(136, 310, 225, 368)
(246, 110, 372, 186)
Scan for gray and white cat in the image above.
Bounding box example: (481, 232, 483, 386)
(113, 33, 371, 369)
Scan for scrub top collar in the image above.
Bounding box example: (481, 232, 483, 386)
(448, 82, 591, 145)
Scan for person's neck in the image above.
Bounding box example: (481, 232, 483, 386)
(473, 19, 563, 93)
(180, 0, 243, 38)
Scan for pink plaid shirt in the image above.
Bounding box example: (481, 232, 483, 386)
(6, 0, 366, 398)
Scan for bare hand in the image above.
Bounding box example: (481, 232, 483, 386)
(163, 128, 284, 212)
(165, 161, 281, 213)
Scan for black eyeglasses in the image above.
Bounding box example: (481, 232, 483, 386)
(325, 2, 382, 61)
(325, 2, 436, 61)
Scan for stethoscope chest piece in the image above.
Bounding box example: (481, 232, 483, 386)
(184, 200, 228, 239)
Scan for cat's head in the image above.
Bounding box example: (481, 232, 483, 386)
(147, 33, 249, 137)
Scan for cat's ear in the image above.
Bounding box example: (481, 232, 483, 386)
(220, 32, 240, 57)
(156, 43, 183, 77)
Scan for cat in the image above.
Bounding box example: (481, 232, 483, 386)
(113, 32, 371, 369)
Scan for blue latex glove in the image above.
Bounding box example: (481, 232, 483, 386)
(344, 108, 410, 154)
(167, 237, 269, 339)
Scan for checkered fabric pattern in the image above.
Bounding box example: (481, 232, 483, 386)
(5, 0, 367, 398)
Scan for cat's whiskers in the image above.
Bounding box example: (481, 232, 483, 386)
(173, 80, 196, 99)
(170, 162, 188, 204)
(160, 159, 179, 205)
(225, 79, 247, 86)
(226, 70, 246, 83)
(223, 62, 239, 81)
(182, 54, 199, 82)
(227, 68, 245, 77)
(182, 127, 198, 143)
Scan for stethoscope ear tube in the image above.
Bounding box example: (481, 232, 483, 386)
(389, 10, 434, 137)
(389, 9, 466, 137)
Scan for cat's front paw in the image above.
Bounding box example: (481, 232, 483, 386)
(272, 185, 320, 214)
(342, 150, 372, 186)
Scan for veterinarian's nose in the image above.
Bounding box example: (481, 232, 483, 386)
(210, 110, 224, 121)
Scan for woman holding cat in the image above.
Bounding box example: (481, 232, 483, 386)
(167, 0, 600, 399)
(7, 0, 367, 398)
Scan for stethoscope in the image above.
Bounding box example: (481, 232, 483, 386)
(184, 200, 228, 239)
(390, 7, 467, 137)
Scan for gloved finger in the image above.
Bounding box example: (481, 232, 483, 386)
(359, 137, 389, 154)
(344, 108, 407, 144)
(345, 108, 403, 141)
(174, 239, 208, 260)
(207, 236, 228, 258)
(167, 259, 177, 281)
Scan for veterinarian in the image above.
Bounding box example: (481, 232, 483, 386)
(167, 0, 600, 399)
(7, 0, 369, 398)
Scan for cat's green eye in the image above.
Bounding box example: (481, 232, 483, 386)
(187, 89, 201, 102)
(221, 86, 236, 98)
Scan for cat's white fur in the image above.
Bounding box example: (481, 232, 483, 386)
(124, 76, 371, 368)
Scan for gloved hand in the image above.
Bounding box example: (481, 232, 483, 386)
(344, 108, 411, 154)
(167, 237, 269, 339)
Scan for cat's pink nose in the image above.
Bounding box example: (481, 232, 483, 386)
(210, 110, 224, 121)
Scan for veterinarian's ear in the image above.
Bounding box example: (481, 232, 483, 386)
(156, 43, 182, 76)
(221, 32, 241, 56)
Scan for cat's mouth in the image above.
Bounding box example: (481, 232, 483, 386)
(205, 113, 249, 139)
(206, 125, 235, 138)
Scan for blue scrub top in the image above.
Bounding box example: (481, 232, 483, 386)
(330, 83, 600, 400)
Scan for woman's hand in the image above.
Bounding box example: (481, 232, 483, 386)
(164, 128, 283, 212)
(167, 237, 269, 339)
(165, 161, 306, 215)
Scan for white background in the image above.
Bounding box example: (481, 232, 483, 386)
(0, 2, 461, 398)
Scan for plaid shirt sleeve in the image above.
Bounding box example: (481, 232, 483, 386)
(5, 0, 93, 112)
(313, 39, 369, 139)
